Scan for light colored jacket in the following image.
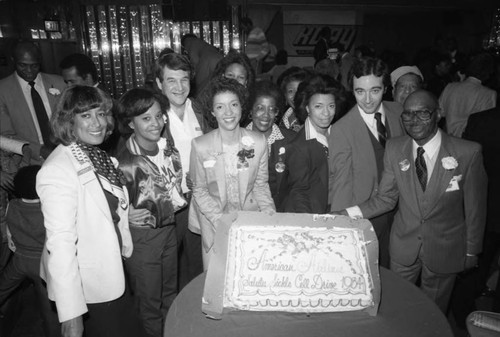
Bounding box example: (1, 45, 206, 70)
(37, 144, 132, 322)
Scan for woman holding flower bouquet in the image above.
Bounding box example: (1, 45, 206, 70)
(189, 78, 275, 269)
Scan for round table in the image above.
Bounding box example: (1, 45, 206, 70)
(165, 268, 453, 337)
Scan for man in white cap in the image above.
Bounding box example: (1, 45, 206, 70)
(390, 66, 424, 106)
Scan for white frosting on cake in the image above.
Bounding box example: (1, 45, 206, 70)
(223, 226, 374, 312)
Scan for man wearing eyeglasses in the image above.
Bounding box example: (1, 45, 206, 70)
(340, 90, 487, 313)
(0, 40, 66, 163)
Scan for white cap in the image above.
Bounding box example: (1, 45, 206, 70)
(390, 66, 424, 88)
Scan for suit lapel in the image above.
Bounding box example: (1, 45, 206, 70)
(383, 102, 404, 138)
(211, 130, 227, 207)
(422, 135, 455, 217)
(9, 75, 39, 139)
(68, 146, 112, 219)
(238, 129, 250, 208)
(41, 74, 58, 113)
(399, 138, 424, 216)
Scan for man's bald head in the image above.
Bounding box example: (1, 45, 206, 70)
(404, 90, 439, 112)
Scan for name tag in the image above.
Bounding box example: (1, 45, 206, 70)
(77, 166, 97, 185)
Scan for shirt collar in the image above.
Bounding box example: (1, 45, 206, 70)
(305, 118, 329, 147)
(245, 122, 284, 146)
(16, 72, 42, 88)
(357, 103, 385, 127)
(412, 129, 441, 159)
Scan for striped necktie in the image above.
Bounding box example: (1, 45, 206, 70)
(374, 112, 387, 147)
(415, 146, 427, 192)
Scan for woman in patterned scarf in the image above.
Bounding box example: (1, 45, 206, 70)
(36, 85, 144, 337)
(115, 88, 186, 337)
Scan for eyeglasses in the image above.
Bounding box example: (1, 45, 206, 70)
(253, 105, 279, 116)
(401, 109, 436, 122)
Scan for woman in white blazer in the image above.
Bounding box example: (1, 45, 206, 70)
(36, 86, 143, 337)
(189, 78, 275, 269)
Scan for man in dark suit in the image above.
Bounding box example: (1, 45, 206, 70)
(342, 90, 487, 313)
(329, 57, 405, 267)
(0, 41, 66, 163)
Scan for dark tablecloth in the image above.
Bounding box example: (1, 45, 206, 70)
(164, 268, 453, 337)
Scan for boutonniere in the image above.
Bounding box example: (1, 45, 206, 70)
(399, 159, 410, 172)
(442, 156, 458, 170)
(48, 87, 61, 96)
(275, 147, 286, 173)
(237, 136, 255, 171)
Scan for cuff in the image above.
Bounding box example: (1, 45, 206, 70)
(346, 206, 363, 219)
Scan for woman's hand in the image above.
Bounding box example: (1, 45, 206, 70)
(128, 204, 155, 227)
(61, 316, 83, 337)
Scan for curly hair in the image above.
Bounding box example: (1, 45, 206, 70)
(51, 85, 113, 146)
(294, 74, 346, 124)
(196, 77, 248, 129)
(116, 87, 175, 153)
(116, 88, 170, 136)
(211, 49, 255, 89)
(247, 80, 286, 124)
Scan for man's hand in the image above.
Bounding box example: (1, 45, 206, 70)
(331, 209, 348, 216)
(464, 255, 478, 271)
(61, 316, 83, 337)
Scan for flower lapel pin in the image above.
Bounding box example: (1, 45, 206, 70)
(399, 159, 410, 172)
(237, 136, 255, 171)
(442, 156, 458, 170)
(48, 87, 61, 96)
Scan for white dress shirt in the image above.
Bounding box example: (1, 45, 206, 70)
(358, 104, 386, 141)
(16, 73, 53, 144)
(167, 98, 203, 192)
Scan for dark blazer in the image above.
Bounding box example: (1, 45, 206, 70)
(0, 73, 66, 162)
(268, 126, 296, 211)
(329, 101, 405, 211)
(282, 127, 329, 214)
(463, 107, 500, 234)
(359, 132, 487, 273)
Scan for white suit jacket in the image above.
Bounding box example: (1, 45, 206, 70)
(36, 144, 132, 322)
(188, 128, 275, 252)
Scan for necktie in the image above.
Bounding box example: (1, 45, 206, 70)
(415, 146, 427, 192)
(28, 81, 52, 147)
(374, 112, 387, 147)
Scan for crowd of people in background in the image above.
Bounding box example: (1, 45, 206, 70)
(0, 28, 499, 337)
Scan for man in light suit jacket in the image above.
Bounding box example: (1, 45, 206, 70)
(189, 128, 275, 269)
(0, 41, 66, 163)
(342, 90, 487, 313)
(329, 57, 405, 267)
